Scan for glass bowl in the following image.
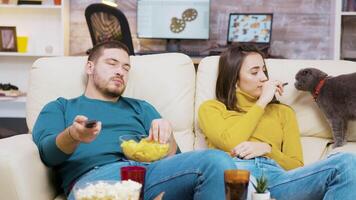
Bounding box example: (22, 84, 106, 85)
(73, 180, 141, 200)
(120, 134, 170, 162)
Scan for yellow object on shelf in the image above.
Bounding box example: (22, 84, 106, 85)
(17, 36, 28, 53)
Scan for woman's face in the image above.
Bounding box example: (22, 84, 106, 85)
(237, 53, 268, 98)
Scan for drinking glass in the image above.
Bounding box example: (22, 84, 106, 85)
(121, 166, 146, 199)
(224, 169, 250, 200)
(120, 166, 146, 184)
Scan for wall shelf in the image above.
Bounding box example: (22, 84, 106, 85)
(0, 0, 69, 118)
(341, 11, 356, 15)
(0, 52, 61, 57)
(333, 0, 356, 60)
(0, 96, 26, 103)
(0, 4, 61, 9)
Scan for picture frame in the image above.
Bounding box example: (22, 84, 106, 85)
(0, 0, 19, 4)
(0, 26, 18, 52)
(227, 13, 273, 45)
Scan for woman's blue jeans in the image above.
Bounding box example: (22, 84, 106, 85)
(234, 152, 356, 200)
(68, 149, 236, 200)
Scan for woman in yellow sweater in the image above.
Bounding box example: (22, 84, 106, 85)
(198, 45, 356, 200)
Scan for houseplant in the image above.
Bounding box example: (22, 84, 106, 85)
(252, 174, 271, 200)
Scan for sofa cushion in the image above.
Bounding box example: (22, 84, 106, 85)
(27, 53, 196, 152)
(300, 136, 330, 166)
(0, 134, 57, 200)
(194, 56, 219, 150)
(325, 142, 356, 156)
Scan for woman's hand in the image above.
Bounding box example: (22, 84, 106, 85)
(231, 141, 271, 159)
(257, 79, 284, 108)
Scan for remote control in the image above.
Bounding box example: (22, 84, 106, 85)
(85, 120, 97, 128)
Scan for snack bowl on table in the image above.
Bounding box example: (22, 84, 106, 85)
(120, 134, 170, 162)
(73, 180, 142, 200)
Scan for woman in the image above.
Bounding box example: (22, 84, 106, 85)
(198, 45, 356, 200)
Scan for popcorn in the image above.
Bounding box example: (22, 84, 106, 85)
(74, 180, 142, 200)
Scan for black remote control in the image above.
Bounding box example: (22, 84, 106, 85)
(85, 120, 97, 128)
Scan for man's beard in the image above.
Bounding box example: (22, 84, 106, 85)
(93, 74, 125, 98)
(103, 86, 124, 98)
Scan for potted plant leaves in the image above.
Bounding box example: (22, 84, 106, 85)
(252, 174, 270, 200)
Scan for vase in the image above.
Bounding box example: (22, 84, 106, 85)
(16, 36, 28, 53)
(252, 191, 270, 200)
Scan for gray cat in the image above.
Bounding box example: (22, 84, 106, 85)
(294, 68, 356, 148)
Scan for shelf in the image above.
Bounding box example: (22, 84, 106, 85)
(0, 4, 61, 9)
(0, 0, 68, 119)
(0, 96, 26, 103)
(0, 52, 61, 57)
(0, 96, 26, 118)
(341, 12, 356, 15)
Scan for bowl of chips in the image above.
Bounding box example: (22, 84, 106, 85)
(120, 135, 170, 162)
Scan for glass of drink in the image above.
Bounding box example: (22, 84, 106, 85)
(120, 166, 146, 184)
(121, 166, 146, 199)
(224, 169, 250, 200)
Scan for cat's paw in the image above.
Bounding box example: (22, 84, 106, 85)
(332, 140, 347, 148)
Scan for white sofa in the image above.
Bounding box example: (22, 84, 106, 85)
(0, 53, 355, 200)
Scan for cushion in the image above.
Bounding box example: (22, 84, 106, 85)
(325, 142, 356, 156)
(300, 136, 330, 165)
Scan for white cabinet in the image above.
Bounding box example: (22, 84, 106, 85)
(0, 0, 69, 118)
(333, 0, 356, 60)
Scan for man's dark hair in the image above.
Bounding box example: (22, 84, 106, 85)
(87, 40, 130, 62)
(215, 44, 268, 112)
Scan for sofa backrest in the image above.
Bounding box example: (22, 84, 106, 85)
(194, 57, 356, 150)
(26, 53, 196, 152)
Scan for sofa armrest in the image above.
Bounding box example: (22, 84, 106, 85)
(0, 134, 58, 200)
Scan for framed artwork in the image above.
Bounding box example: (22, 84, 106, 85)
(227, 13, 273, 44)
(0, 0, 18, 4)
(0, 26, 18, 52)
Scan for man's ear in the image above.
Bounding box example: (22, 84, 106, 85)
(86, 61, 94, 74)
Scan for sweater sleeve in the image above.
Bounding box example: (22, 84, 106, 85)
(198, 100, 265, 152)
(266, 107, 304, 170)
(32, 98, 71, 167)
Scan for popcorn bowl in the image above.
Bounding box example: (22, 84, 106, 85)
(120, 134, 170, 162)
(73, 180, 141, 200)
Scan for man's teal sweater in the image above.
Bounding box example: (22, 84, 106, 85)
(32, 95, 160, 193)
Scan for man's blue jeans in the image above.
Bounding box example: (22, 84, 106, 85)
(234, 153, 356, 200)
(68, 149, 236, 200)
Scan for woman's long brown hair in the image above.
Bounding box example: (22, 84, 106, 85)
(215, 45, 275, 112)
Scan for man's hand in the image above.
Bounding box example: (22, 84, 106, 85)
(70, 115, 102, 143)
(148, 118, 177, 156)
(231, 141, 271, 160)
(56, 115, 102, 154)
(148, 119, 173, 144)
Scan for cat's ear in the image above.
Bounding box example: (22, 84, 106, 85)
(302, 70, 309, 75)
